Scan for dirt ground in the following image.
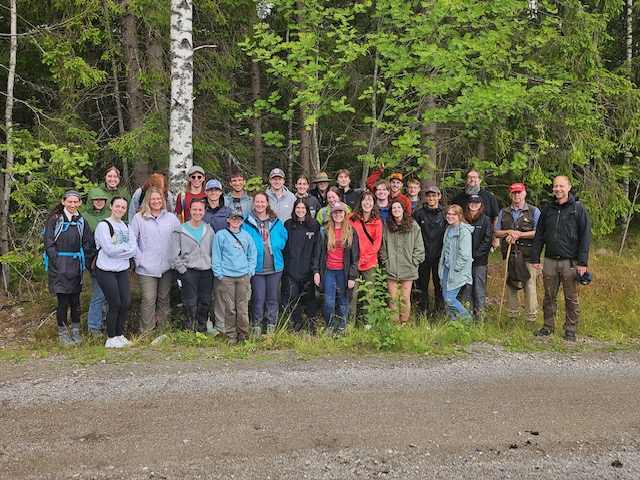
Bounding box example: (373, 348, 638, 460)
(1, 348, 639, 479)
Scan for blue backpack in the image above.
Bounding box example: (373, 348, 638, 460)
(42, 215, 87, 277)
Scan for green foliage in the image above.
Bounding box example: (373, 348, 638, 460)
(360, 269, 403, 351)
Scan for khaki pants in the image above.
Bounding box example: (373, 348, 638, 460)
(542, 258, 580, 333)
(506, 262, 538, 321)
(138, 271, 173, 332)
(219, 274, 251, 341)
(212, 276, 225, 333)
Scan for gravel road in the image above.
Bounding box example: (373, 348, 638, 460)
(1, 347, 639, 479)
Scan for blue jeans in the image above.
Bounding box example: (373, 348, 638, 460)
(322, 269, 348, 331)
(442, 266, 470, 321)
(250, 271, 283, 327)
(87, 275, 107, 330)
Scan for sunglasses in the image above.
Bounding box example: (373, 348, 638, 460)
(190, 175, 204, 180)
(190, 198, 207, 205)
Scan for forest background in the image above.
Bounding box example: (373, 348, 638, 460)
(1, 0, 640, 297)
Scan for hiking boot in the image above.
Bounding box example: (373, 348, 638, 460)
(88, 328, 103, 337)
(266, 324, 275, 335)
(71, 325, 83, 345)
(534, 326, 554, 337)
(337, 328, 346, 338)
(251, 326, 262, 338)
(564, 330, 577, 342)
(227, 338, 237, 347)
(59, 330, 75, 347)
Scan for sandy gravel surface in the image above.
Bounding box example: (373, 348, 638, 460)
(1, 348, 639, 479)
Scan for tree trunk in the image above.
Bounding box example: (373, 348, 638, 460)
(169, 0, 194, 194)
(148, 26, 169, 112)
(296, 1, 311, 176)
(0, 0, 17, 294)
(123, 3, 147, 187)
(624, 0, 632, 201)
(250, 57, 264, 178)
(420, 94, 438, 187)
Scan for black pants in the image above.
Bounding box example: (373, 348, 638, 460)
(286, 275, 317, 332)
(415, 259, 444, 314)
(96, 268, 131, 338)
(56, 292, 80, 327)
(180, 269, 213, 331)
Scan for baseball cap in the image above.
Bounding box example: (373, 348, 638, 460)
(205, 179, 223, 191)
(509, 183, 526, 193)
(390, 172, 403, 181)
(62, 190, 82, 200)
(269, 168, 286, 179)
(424, 185, 441, 194)
(576, 271, 593, 285)
(228, 209, 244, 219)
(468, 194, 483, 203)
(187, 165, 205, 176)
(331, 202, 346, 212)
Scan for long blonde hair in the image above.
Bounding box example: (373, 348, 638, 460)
(326, 209, 354, 251)
(139, 187, 167, 220)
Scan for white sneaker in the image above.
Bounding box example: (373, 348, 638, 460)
(105, 337, 123, 348)
(117, 335, 132, 346)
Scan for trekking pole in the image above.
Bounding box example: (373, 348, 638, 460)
(498, 242, 512, 325)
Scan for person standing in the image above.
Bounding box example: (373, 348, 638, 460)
(224, 170, 253, 216)
(95, 197, 137, 348)
(494, 183, 541, 322)
(170, 198, 215, 332)
(265, 168, 297, 223)
(373, 180, 391, 223)
(348, 190, 383, 321)
(94, 166, 132, 222)
(406, 179, 421, 210)
(130, 187, 180, 333)
(439, 205, 473, 322)
(283, 198, 321, 333)
(316, 187, 352, 225)
(211, 210, 258, 346)
(128, 173, 175, 224)
(293, 174, 322, 218)
(82, 188, 110, 336)
(459, 195, 493, 320)
(175, 165, 207, 222)
(366, 167, 412, 214)
(451, 168, 500, 249)
(379, 200, 425, 324)
(45, 190, 96, 345)
(309, 171, 330, 208)
(531, 176, 591, 341)
(313, 202, 359, 336)
(412, 185, 446, 316)
(242, 192, 288, 337)
(336, 169, 363, 211)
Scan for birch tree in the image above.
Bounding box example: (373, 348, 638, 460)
(169, 0, 194, 194)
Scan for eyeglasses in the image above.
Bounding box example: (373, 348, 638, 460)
(190, 175, 204, 180)
(190, 198, 207, 205)
(445, 213, 458, 217)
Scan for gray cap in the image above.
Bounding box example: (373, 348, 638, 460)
(187, 165, 205, 176)
(269, 168, 286, 179)
(228, 209, 244, 219)
(424, 185, 441, 194)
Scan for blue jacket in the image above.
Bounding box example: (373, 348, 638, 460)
(438, 223, 473, 290)
(242, 214, 288, 273)
(203, 203, 233, 233)
(212, 228, 257, 279)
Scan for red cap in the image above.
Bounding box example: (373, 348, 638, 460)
(509, 183, 526, 193)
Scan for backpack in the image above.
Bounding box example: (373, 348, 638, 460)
(42, 215, 86, 272)
(90, 219, 115, 271)
(507, 246, 531, 290)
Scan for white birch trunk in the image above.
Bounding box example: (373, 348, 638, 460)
(169, 0, 194, 195)
(0, 0, 17, 293)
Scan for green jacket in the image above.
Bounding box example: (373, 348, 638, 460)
(88, 183, 131, 224)
(380, 220, 425, 281)
(438, 223, 473, 290)
(82, 187, 110, 232)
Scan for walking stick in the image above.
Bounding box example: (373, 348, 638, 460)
(498, 242, 512, 325)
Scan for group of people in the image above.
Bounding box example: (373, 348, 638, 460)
(44, 164, 592, 348)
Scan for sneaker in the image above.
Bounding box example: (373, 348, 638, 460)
(117, 335, 132, 346)
(534, 326, 554, 337)
(251, 326, 262, 338)
(71, 326, 83, 345)
(564, 330, 577, 342)
(59, 330, 75, 347)
(266, 324, 275, 335)
(105, 337, 123, 348)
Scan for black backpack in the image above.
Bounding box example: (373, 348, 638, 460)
(507, 246, 531, 290)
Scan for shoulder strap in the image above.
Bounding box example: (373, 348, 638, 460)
(226, 228, 247, 254)
(359, 219, 374, 244)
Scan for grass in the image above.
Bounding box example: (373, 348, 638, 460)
(2, 227, 640, 364)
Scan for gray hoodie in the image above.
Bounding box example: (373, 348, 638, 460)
(266, 186, 296, 223)
(170, 223, 215, 274)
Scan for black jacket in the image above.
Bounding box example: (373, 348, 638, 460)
(312, 229, 360, 293)
(466, 213, 493, 267)
(283, 218, 320, 282)
(452, 189, 500, 222)
(412, 204, 446, 263)
(531, 194, 591, 266)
